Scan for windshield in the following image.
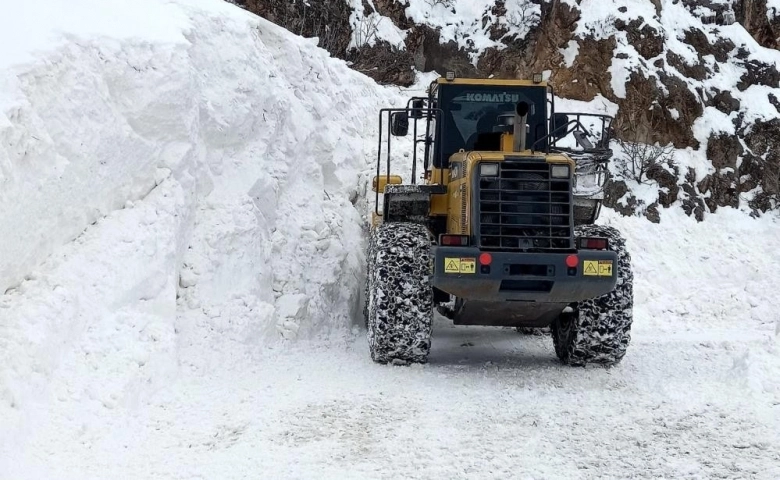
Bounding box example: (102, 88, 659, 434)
(434, 84, 549, 167)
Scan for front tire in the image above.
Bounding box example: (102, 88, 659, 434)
(365, 222, 433, 364)
(551, 225, 634, 366)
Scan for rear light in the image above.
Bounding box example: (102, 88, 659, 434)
(565, 255, 579, 268)
(579, 237, 608, 250)
(479, 253, 492, 265)
(440, 234, 469, 246)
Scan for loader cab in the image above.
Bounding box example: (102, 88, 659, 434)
(430, 78, 551, 168)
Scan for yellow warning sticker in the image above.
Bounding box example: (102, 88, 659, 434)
(583, 260, 613, 276)
(445, 258, 460, 273)
(583, 260, 599, 276)
(598, 260, 613, 276)
(444, 257, 476, 274)
(460, 258, 476, 274)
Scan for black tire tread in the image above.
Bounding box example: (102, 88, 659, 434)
(551, 224, 634, 366)
(365, 222, 433, 364)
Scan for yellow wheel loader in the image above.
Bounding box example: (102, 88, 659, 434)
(365, 74, 633, 366)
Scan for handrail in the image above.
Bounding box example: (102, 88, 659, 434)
(533, 112, 614, 153)
(374, 105, 443, 215)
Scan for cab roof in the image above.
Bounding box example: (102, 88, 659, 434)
(435, 77, 548, 88)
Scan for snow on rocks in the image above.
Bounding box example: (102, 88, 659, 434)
(569, 0, 780, 215)
(348, 0, 541, 63)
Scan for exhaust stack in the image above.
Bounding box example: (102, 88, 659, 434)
(513, 101, 530, 152)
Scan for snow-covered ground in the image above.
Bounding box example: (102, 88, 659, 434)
(1, 0, 780, 479)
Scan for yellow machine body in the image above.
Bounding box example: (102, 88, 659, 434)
(429, 152, 575, 236)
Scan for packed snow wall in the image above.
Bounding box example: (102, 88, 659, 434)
(0, 0, 397, 385)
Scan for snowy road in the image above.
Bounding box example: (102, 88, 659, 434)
(8, 315, 779, 479)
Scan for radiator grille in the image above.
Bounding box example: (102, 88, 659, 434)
(478, 161, 573, 250)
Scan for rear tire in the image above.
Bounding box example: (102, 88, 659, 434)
(551, 225, 633, 366)
(365, 222, 433, 364)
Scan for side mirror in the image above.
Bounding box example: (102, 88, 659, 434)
(391, 112, 409, 136)
(552, 113, 570, 139)
(411, 99, 424, 119)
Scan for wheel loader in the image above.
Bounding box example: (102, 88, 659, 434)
(365, 74, 633, 366)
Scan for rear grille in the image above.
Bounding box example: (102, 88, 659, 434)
(478, 161, 573, 250)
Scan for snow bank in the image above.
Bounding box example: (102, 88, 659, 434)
(599, 207, 780, 336)
(0, 0, 401, 434)
(0, 3, 192, 294)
